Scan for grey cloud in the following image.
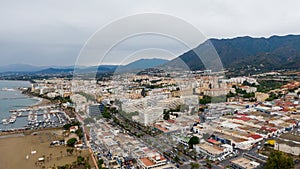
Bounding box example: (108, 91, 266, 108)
(0, 0, 299, 66)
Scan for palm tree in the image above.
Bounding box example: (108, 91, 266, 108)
(190, 162, 200, 169)
(70, 149, 74, 156)
(66, 149, 70, 156)
(72, 161, 77, 167)
(86, 156, 90, 164)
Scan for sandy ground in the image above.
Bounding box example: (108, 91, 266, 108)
(30, 98, 52, 108)
(0, 130, 94, 169)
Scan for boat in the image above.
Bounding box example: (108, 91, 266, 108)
(17, 112, 22, 117)
(2, 119, 9, 125)
(8, 115, 17, 123)
(1, 88, 15, 91)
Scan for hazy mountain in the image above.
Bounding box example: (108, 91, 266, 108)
(115, 58, 169, 72)
(0, 58, 167, 75)
(75, 65, 118, 73)
(165, 34, 300, 72)
(0, 64, 45, 73)
(35, 68, 74, 74)
(0, 64, 76, 73)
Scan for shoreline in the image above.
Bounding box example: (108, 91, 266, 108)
(28, 97, 51, 108)
(0, 80, 57, 134)
(16, 85, 52, 108)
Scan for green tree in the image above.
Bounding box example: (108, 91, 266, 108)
(266, 92, 279, 101)
(206, 159, 212, 169)
(199, 95, 212, 105)
(77, 156, 85, 165)
(66, 149, 71, 156)
(69, 148, 74, 155)
(188, 136, 200, 148)
(66, 148, 74, 156)
(98, 159, 104, 168)
(226, 91, 236, 98)
(163, 110, 170, 120)
(67, 138, 77, 147)
(75, 128, 84, 139)
(190, 162, 200, 169)
(243, 92, 255, 98)
(174, 155, 180, 163)
(264, 151, 294, 169)
(141, 88, 147, 97)
(102, 109, 111, 119)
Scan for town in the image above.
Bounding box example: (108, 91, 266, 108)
(1, 1, 300, 169)
(2, 69, 298, 169)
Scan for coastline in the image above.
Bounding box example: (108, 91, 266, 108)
(15, 82, 52, 108)
(28, 97, 51, 108)
(5, 79, 55, 109)
(0, 81, 48, 134)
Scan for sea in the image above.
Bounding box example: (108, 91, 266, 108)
(0, 80, 39, 130)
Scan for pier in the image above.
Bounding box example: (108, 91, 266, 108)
(9, 105, 57, 113)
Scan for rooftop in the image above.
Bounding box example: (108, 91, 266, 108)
(196, 142, 224, 155)
(231, 157, 260, 169)
(248, 134, 263, 140)
(275, 139, 300, 147)
(140, 157, 155, 167)
(213, 132, 248, 143)
(279, 133, 300, 143)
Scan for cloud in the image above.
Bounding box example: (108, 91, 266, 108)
(0, 0, 299, 66)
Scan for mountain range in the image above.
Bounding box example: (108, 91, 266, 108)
(0, 58, 169, 74)
(167, 34, 300, 73)
(1, 34, 300, 75)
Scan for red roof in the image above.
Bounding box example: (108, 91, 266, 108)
(261, 126, 278, 132)
(248, 134, 262, 140)
(236, 116, 251, 121)
(168, 119, 175, 123)
(207, 139, 218, 144)
(140, 158, 155, 167)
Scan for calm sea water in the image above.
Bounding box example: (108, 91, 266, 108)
(0, 80, 39, 130)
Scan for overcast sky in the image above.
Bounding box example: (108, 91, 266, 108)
(0, 0, 300, 66)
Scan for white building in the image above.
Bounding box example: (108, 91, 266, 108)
(274, 133, 300, 156)
(137, 153, 168, 169)
(195, 142, 233, 161)
(70, 94, 87, 112)
(139, 107, 164, 126)
(181, 95, 199, 108)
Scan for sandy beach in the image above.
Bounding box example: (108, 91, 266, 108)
(29, 97, 52, 108)
(0, 129, 95, 169)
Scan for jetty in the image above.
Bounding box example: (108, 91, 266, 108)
(9, 105, 57, 113)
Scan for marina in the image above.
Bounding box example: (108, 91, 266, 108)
(1, 107, 69, 131)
